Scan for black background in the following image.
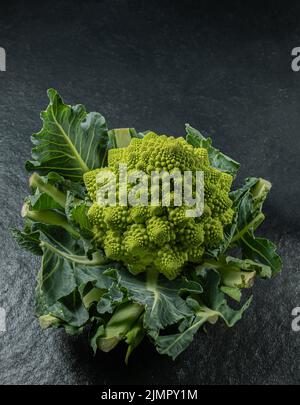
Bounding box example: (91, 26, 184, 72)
(0, 0, 299, 385)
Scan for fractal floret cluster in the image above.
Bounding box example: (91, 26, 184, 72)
(84, 132, 234, 280)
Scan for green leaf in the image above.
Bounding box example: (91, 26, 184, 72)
(105, 268, 202, 332)
(230, 178, 268, 242)
(35, 226, 117, 333)
(153, 307, 212, 360)
(28, 172, 71, 211)
(220, 286, 242, 302)
(231, 177, 271, 222)
(199, 268, 253, 325)
(96, 285, 124, 314)
(40, 289, 90, 328)
(223, 256, 272, 279)
(65, 192, 91, 234)
(185, 124, 240, 177)
(35, 226, 108, 311)
(27, 191, 62, 212)
(197, 255, 272, 289)
(94, 302, 144, 353)
(11, 226, 43, 255)
(46, 172, 86, 199)
(209, 177, 271, 258)
(154, 269, 252, 360)
(39, 314, 61, 329)
(82, 288, 103, 309)
(230, 177, 259, 202)
(90, 324, 105, 353)
(26, 89, 109, 180)
(125, 315, 145, 364)
(239, 233, 282, 276)
(28, 172, 87, 213)
(225, 177, 281, 275)
(108, 128, 138, 149)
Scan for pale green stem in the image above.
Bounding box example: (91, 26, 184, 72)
(29, 172, 67, 208)
(230, 212, 265, 244)
(22, 203, 80, 239)
(39, 240, 106, 265)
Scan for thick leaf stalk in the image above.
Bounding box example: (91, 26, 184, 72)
(21, 202, 80, 239)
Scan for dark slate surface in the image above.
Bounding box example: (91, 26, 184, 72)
(0, 0, 299, 385)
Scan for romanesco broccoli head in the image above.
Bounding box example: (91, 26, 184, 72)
(84, 132, 234, 280)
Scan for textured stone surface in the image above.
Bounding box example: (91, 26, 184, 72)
(0, 0, 299, 385)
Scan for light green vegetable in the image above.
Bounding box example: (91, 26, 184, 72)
(12, 89, 282, 362)
(84, 132, 234, 280)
